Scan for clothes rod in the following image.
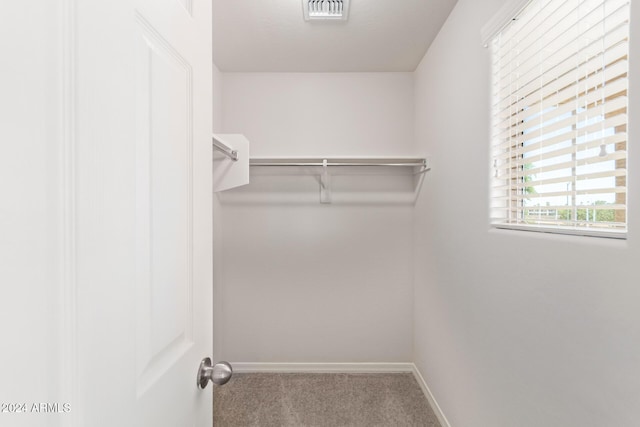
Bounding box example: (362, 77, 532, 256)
(250, 158, 427, 167)
(212, 137, 238, 161)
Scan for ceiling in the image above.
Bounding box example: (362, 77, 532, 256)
(212, 0, 459, 72)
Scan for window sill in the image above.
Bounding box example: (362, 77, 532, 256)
(491, 223, 627, 240)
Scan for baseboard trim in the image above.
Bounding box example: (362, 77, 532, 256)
(231, 362, 415, 373)
(229, 362, 450, 427)
(411, 365, 452, 427)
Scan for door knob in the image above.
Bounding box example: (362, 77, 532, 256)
(197, 357, 233, 389)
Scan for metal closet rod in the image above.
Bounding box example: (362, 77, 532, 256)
(249, 158, 427, 167)
(212, 137, 238, 161)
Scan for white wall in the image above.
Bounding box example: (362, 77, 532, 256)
(413, 1, 640, 426)
(216, 73, 416, 362)
(221, 73, 415, 157)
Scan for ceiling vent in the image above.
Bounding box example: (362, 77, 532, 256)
(303, 0, 350, 21)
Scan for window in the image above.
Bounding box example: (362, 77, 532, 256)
(489, 0, 630, 238)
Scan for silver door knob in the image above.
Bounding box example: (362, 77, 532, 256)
(197, 357, 233, 389)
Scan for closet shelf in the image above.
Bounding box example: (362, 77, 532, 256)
(245, 156, 430, 204)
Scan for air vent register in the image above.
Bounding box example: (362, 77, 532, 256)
(303, 0, 350, 21)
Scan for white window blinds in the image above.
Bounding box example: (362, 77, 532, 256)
(490, 0, 630, 238)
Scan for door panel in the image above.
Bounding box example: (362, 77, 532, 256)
(73, 0, 213, 425)
(135, 15, 194, 396)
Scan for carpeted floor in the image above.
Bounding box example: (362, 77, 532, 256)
(213, 372, 442, 427)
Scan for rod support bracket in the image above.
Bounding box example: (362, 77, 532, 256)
(320, 158, 331, 204)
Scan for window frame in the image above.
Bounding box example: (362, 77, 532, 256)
(487, 0, 630, 240)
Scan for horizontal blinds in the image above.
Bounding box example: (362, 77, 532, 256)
(490, 0, 629, 234)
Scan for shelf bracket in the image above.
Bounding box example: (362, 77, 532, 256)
(320, 158, 331, 204)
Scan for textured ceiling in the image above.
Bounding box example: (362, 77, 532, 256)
(213, 0, 458, 72)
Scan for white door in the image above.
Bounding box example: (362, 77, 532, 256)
(71, 0, 215, 425)
(0, 0, 215, 425)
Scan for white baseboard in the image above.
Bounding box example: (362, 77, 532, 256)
(229, 362, 450, 427)
(411, 365, 452, 427)
(231, 362, 415, 373)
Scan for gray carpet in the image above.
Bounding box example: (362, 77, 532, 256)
(213, 373, 442, 427)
